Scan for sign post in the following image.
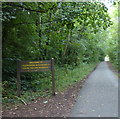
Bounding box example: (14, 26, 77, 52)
(17, 58, 55, 96)
(51, 58, 55, 96)
(17, 61, 21, 96)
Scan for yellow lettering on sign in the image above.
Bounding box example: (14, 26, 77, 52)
(29, 61, 43, 64)
(22, 67, 49, 70)
(22, 64, 50, 67)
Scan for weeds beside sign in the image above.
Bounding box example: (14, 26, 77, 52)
(17, 58, 55, 96)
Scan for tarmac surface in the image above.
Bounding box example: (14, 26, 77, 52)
(71, 62, 118, 117)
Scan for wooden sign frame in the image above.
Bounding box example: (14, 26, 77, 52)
(17, 58, 55, 96)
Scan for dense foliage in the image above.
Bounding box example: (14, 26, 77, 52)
(106, 3, 119, 70)
(2, 2, 115, 102)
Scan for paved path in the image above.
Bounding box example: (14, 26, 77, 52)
(71, 62, 118, 117)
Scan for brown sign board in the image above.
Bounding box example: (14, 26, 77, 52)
(17, 58, 55, 96)
(19, 60, 51, 72)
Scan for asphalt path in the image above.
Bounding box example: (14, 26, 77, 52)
(70, 61, 118, 117)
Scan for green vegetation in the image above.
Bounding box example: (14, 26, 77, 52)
(2, 2, 118, 107)
(106, 3, 118, 70)
(55, 63, 97, 91)
(3, 62, 97, 108)
(98, 2, 118, 70)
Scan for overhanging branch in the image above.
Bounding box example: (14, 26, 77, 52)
(6, 3, 57, 13)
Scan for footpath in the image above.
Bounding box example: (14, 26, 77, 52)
(71, 62, 118, 117)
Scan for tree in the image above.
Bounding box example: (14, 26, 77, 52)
(2, 2, 113, 90)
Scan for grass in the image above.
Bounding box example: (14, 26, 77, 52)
(108, 61, 119, 77)
(3, 62, 98, 108)
(55, 63, 97, 92)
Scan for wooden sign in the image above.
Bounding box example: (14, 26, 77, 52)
(17, 58, 55, 96)
(20, 60, 51, 72)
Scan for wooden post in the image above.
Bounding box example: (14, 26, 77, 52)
(51, 58, 55, 96)
(17, 61, 21, 96)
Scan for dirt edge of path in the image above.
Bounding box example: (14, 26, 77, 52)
(107, 61, 118, 75)
(2, 63, 98, 117)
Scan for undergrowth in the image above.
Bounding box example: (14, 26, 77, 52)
(2, 62, 97, 109)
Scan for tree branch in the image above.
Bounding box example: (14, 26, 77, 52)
(6, 3, 57, 13)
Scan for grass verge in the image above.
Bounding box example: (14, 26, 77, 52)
(3, 62, 98, 109)
(55, 63, 97, 92)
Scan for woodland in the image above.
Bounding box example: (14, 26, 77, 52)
(2, 2, 118, 106)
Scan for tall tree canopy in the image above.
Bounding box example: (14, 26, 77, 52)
(2, 2, 113, 90)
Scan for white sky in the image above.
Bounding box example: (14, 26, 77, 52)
(102, 0, 117, 17)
